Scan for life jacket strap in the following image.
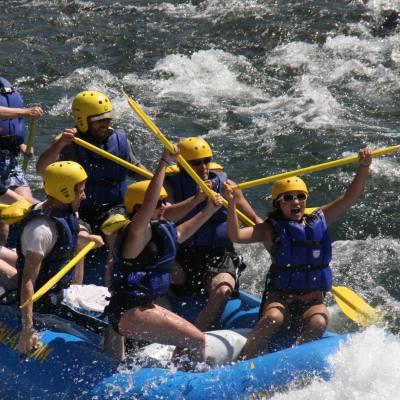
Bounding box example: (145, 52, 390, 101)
(270, 263, 330, 272)
(291, 239, 322, 248)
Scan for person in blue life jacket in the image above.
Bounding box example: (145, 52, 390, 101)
(0, 76, 43, 244)
(163, 137, 263, 332)
(17, 161, 104, 354)
(104, 146, 224, 366)
(36, 91, 148, 234)
(226, 148, 373, 360)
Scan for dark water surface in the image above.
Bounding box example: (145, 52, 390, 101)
(2, 1, 400, 397)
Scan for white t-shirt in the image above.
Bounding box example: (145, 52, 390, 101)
(20, 204, 58, 257)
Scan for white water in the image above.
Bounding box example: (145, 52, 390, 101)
(271, 327, 400, 400)
(5, 0, 400, 398)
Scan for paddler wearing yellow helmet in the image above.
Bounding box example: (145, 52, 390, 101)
(163, 136, 263, 332)
(36, 90, 149, 234)
(225, 148, 373, 361)
(16, 161, 104, 355)
(103, 146, 224, 368)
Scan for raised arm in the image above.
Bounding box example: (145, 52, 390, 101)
(226, 183, 270, 245)
(224, 178, 263, 224)
(176, 194, 223, 243)
(122, 147, 178, 259)
(321, 148, 372, 225)
(36, 129, 76, 173)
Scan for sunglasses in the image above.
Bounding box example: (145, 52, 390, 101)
(188, 157, 212, 166)
(156, 200, 166, 209)
(277, 193, 308, 203)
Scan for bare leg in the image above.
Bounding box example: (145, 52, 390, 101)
(119, 303, 206, 363)
(0, 246, 17, 266)
(14, 185, 37, 204)
(240, 297, 290, 361)
(296, 303, 329, 344)
(103, 325, 125, 361)
(0, 222, 9, 247)
(195, 272, 235, 331)
(0, 259, 18, 290)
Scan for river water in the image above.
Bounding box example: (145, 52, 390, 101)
(1, 0, 400, 398)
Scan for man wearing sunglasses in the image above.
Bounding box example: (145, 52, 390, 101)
(164, 137, 262, 331)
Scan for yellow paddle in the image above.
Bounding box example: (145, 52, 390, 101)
(331, 286, 382, 327)
(122, 92, 382, 327)
(72, 136, 153, 179)
(122, 90, 255, 227)
(236, 145, 399, 190)
(22, 120, 38, 172)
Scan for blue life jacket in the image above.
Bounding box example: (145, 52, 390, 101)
(73, 129, 129, 208)
(16, 206, 79, 299)
(166, 170, 231, 248)
(111, 219, 177, 300)
(266, 209, 333, 292)
(0, 77, 26, 155)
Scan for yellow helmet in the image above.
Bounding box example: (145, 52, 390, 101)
(271, 176, 308, 201)
(124, 180, 168, 214)
(72, 91, 113, 133)
(177, 137, 213, 161)
(43, 161, 88, 204)
(209, 162, 224, 172)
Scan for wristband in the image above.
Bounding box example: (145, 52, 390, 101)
(161, 158, 170, 165)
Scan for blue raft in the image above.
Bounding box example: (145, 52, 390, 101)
(0, 291, 349, 399)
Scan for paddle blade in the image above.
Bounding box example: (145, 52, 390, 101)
(331, 286, 383, 327)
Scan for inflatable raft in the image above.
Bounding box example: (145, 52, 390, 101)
(0, 290, 350, 399)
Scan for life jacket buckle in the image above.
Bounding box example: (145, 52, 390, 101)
(0, 86, 13, 94)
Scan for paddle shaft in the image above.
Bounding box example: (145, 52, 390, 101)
(19, 241, 96, 308)
(73, 137, 153, 179)
(124, 93, 256, 227)
(22, 120, 38, 172)
(236, 145, 399, 190)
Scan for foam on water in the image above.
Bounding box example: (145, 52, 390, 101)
(366, 0, 400, 14)
(271, 327, 400, 399)
(152, 49, 266, 107)
(135, 0, 271, 20)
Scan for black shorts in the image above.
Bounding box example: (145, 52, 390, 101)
(259, 289, 325, 322)
(176, 246, 246, 295)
